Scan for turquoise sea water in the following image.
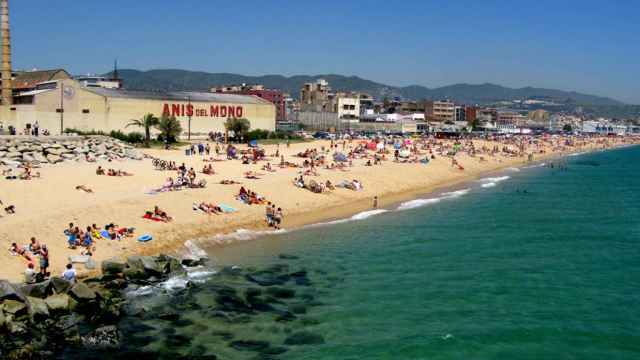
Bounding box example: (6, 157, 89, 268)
(71, 145, 640, 359)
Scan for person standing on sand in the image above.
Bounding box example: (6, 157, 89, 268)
(273, 208, 284, 229)
(39, 245, 49, 276)
(373, 196, 378, 209)
(265, 203, 274, 227)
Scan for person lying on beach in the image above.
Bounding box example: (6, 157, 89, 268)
(9, 243, 33, 262)
(154, 206, 172, 222)
(75, 185, 94, 193)
(337, 179, 363, 191)
(244, 171, 263, 179)
(220, 179, 242, 185)
(202, 164, 215, 175)
(194, 202, 223, 215)
(107, 169, 133, 176)
(0, 200, 15, 215)
(325, 180, 335, 190)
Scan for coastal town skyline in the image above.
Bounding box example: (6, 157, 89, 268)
(9, 0, 640, 104)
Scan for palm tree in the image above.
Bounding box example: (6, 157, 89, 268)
(126, 113, 158, 146)
(156, 115, 183, 143)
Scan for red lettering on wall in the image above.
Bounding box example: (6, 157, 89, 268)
(186, 104, 194, 117)
(171, 104, 181, 117)
(228, 106, 235, 118)
(236, 106, 243, 118)
(220, 106, 227, 117)
(210, 106, 219, 117)
(163, 104, 170, 117)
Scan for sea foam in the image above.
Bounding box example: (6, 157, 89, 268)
(397, 188, 471, 211)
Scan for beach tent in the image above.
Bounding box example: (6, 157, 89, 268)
(394, 143, 402, 150)
(248, 140, 259, 148)
(399, 149, 411, 158)
(366, 142, 377, 150)
(376, 142, 385, 151)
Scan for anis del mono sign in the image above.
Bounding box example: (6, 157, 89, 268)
(162, 103, 244, 118)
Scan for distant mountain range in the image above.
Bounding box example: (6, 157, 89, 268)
(106, 69, 625, 106)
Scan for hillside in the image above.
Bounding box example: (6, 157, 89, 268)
(106, 69, 625, 106)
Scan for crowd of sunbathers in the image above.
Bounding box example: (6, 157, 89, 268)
(65, 222, 134, 252)
(293, 176, 336, 193)
(237, 186, 266, 205)
(2, 163, 41, 180)
(96, 166, 133, 176)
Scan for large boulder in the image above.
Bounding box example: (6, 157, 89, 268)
(0, 280, 25, 301)
(50, 277, 72, 294)
(26, 296, 49, 321)
(33, 152, 47, 163)
(20, 280, 51, 299)
(70, 283, 97, 301)
(2, 299, 27, 316)
(140, 256, 166, 275)
(101, 258, 126, 276)
(45, 293, 71, 314)
(46, 154, 62, 164)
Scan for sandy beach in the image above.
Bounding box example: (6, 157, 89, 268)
(0, 135, 637, 282)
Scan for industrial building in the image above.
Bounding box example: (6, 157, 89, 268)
(2, 79, 276, 136)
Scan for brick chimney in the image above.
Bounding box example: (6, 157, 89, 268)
(1, 0, 12, 106)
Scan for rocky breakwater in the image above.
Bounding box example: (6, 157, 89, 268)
(0, 254, 201, 359)
(0, 136, 143, 167)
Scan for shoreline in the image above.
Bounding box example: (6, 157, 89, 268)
(151, 143, 634, 258)
(1, 137, 638, 282)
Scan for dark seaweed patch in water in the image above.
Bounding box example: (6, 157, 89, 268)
(574, 160, 600, 166)
(58, 256, 331, 359)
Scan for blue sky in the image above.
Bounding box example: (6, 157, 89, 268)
(10, 0, 640, 103)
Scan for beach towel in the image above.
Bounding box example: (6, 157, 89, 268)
(219, 204, 237, 213)
(100, 230, 111, 240)
(68, 255, 91, 264)
(143, 213, 165, 222)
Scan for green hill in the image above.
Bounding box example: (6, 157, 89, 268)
(106, 69, 625, 106)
